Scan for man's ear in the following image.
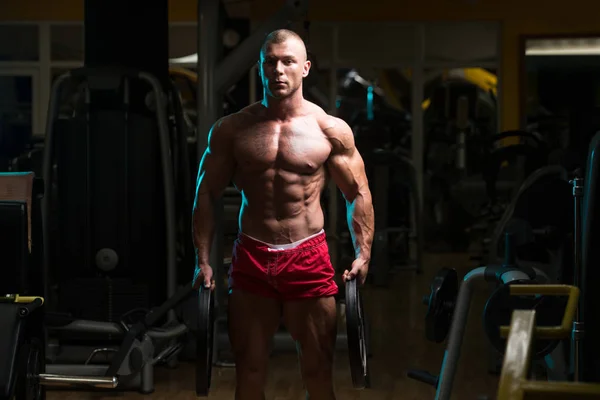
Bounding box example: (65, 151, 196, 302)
(303, 60, 311, 78)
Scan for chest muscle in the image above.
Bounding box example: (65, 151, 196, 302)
(234, 121, 331, 175)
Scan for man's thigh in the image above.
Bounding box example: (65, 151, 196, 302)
(228, 289, 282, 364)
(282, 296, 337, 366)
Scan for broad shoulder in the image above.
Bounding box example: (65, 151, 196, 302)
(308, 103, 354, 152)
(210, 104, 262, 136)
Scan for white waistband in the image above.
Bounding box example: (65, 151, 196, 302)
(242, 229, 325, 251)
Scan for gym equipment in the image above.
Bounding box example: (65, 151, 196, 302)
(483, 282, 566, 359)
(423, 267, 458, 343)
(496, 290, 600, 399)
(481, 130, 548, 206)
(409, 132, 600, 397)
(426, 129, 550, 252)
(407, 232, 552, 399)
(346, 279, 370, 389)
(485, 148, 590, 381)
(471, 131, 550, 251)
(36, 66, 192, 394)
(484, 165, 573, 280)
(0, 283, 217, 400)
(0, 197, 29, 294)
(195, 287, 214, 396)
(0, 177, 214, 398)
(571, 173, 584, 380)
(1, 279, 369, 399)
(580, 131, 600, 383)
(43, 67, 177, 313)
(0, 172, 45, 299)
(362, 148, 423, 284)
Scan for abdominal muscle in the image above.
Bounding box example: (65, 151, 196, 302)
(235, 168, 327, 245)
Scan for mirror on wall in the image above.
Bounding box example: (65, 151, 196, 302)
(523, 36, 600, 170)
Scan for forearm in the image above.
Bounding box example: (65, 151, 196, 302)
(346, 189, 374, 261)
(192, 191, 215, 265)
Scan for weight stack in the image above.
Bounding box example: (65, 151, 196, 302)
(53, 82, 166, 321)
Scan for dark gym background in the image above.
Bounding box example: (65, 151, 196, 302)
(2, 0, 600, 398)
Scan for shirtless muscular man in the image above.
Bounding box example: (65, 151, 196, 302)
(192, 29, 375, 400)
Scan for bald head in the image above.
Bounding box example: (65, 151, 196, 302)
(258, 29, 311, 100)
(260, 29, 307, 61)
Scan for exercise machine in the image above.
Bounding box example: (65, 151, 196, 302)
(40, 67, 191, 393)
(469, 130, 553, 264)
(484, 164, 570, 271)
(0, 169, 216, 398)
(496, 297, 600, 399)
(408, 232, 557, 398)
(408, 130, 600, 398)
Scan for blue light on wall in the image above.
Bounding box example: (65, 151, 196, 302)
(367, 85, 374, 121)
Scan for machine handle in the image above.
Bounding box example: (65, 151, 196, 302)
(0, 295, 45, 305)
(497, 308, 600, 400)
(499, 284, 579, 339)
(38, 373, 118, 389)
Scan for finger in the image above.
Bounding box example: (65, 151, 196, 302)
(193, 274, 203, 290)
(204, 274, 212, 288)
(210, 280, 216, 292)
(346, 271, 356, 281)
(342, 269, 350, 282)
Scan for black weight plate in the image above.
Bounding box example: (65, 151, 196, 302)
(346, 279, 370, 389)
(15, 338, 45, 400)
(483, 283, 566, 358)
(195, 287, 214, 397)
(425, 267, 458, 343)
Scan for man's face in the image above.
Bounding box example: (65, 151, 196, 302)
(259, 39, 311, 99)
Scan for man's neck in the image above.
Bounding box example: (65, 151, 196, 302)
(261, 90, 305, 121)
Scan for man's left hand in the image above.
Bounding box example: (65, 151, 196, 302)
(343, 257, 369, 285)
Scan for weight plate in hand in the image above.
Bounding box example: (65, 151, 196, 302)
(346, 279, 370, 389)
(425, 267, 458, 343)
(483, 282, 564, 358)
(195, 287, 214, 397)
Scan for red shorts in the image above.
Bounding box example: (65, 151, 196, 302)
(228, 230, 339, 301)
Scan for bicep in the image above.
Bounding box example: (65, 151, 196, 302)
(195, 122, 235, 199)
(327, 147, 368, 203)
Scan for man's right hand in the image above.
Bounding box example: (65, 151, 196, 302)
(193, 264, 216, 291)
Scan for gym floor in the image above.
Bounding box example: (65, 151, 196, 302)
(48, 252, 498, 400)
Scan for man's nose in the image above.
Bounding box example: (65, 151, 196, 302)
(274, 61, 284, 74)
